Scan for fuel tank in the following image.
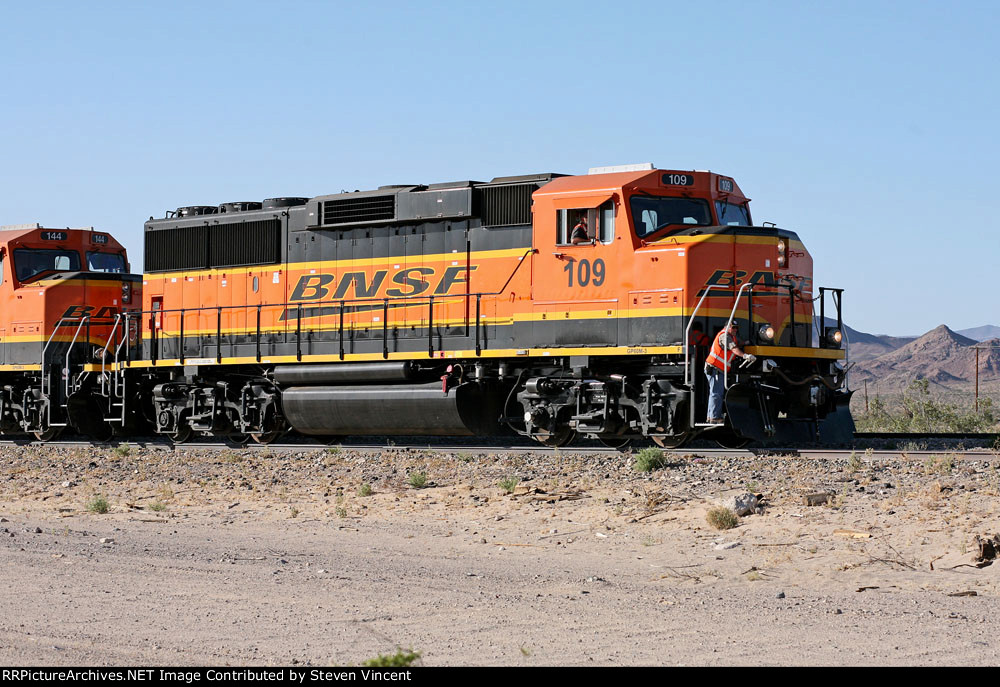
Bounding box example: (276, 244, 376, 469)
(280, 381, 502, 436)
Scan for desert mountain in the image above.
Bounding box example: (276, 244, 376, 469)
(851, 325, 1000, 392)
(956, 324, 1000, 342)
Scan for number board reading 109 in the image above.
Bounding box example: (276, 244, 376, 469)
(662, 173, 695, 186)
(718, 178, 734, 192)
(40, 231, 68, 241)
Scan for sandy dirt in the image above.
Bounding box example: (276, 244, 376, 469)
(1, 443, 998, 666)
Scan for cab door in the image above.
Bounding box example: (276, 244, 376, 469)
(531, 195, 619, 347)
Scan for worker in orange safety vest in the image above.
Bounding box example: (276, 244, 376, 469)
(704, 321, 756, 423)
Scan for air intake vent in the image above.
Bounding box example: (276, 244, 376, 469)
(322, 195, 395, 226)
(145, 226, 208, 272)
(478, 184, 533, 227)
(145, 219, 281, 272)
(209, 219, 281, 268)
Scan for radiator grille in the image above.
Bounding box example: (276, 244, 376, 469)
(322, 195, 395, 225)
(145, 225, 207, 272)
(145, 219, 281, 272)
(478, 184, 533, 227)
(210, 219, 280, 268)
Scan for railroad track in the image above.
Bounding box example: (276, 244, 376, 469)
(1, 432, 996, 457)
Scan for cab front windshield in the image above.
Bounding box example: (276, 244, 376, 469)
(87, 251, 127, 273)
(716, 201, 752, 226)
(13, 249, 81, 282)
(630, 196, 712, 237)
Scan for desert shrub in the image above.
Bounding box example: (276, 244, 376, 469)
(407, 471, 427, 489)
(855, 380, 997, 433)
(498, 476, 520, 494)
(633, 447, 667, 473)
(706, 506, 739, 530)
(362, 649, 421, 667)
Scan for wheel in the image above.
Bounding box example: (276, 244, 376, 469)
(224, 432, 250, 447)
(653, 432, 690, 449)
(715, 432, 751, 449)
(251, 430, 283, 445)
(33, 427, 62, 442)
(169, 425, 194, 445)
(598, 435, 631, 450)
(536, 426, 576, 447)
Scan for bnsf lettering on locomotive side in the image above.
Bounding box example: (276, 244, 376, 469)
(704, 269, 777, 289)
(704, 269, 746, 288)
(335, 271, 385, 299)
(61, 305, 118, 319)
(385, 267, 433, 297)
(289, 265, 478, 302)
(434, 265, 477, 295)
(289, 274, 334, 301)
(748, 270, 777, 287)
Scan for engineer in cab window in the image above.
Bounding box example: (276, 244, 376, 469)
(571, 214, 591, 244)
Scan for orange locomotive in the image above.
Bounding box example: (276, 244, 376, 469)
(0, 164, 852, 446)
(120, 164, 852, 447)
(0, 224, 140, 439)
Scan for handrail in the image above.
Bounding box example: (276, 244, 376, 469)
(40, 316, 87, 408)
(63, 318, 90, 399)
(100, 314, 123, 398)
(723, 282, 754, 394)
(684, 283, 752, 430)
(39, 316, 91, 429)
(127, 249, 539, 363)
(684, 285, 724, 388)
(134, 247, 538, 321)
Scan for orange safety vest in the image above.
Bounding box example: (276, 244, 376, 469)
(706, 330, 737, 372)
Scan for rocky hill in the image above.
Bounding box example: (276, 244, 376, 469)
(850, 325, 1000, 392)
(844, 327, 915, 363)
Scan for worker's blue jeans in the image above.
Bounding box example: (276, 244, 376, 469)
(705, 365, 726, 421)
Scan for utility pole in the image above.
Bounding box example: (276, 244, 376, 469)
(972, 343, 1000, 413)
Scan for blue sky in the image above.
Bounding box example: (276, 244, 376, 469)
(1, 1, 996, 335)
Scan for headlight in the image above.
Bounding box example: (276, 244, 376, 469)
(121, 281, 131, 304)
(825, 328, 843, 347)
(758, 323, 775, 341)
(777, 238, 787, 267)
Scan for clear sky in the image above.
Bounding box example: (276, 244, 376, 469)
(1, 1, 996, 336)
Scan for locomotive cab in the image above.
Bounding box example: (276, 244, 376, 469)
(0, 224, 142, 438)
(527, 165, 852, 445)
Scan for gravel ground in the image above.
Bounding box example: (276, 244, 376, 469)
(1, 443, 998, 666)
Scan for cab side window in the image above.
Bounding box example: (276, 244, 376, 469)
(598, 200, 614, 244)
(557, 202, 615, 246)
